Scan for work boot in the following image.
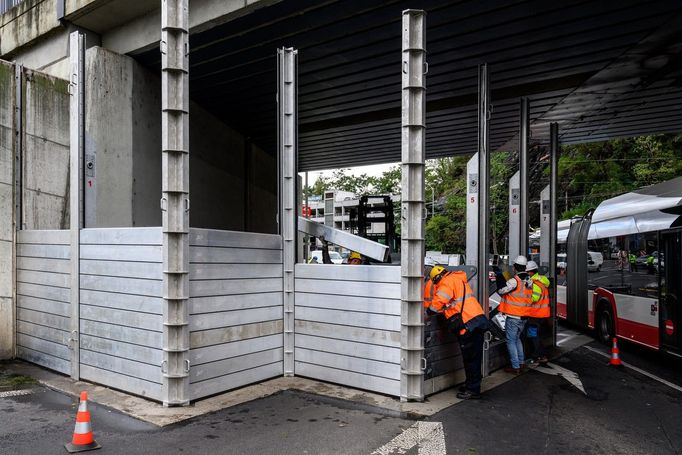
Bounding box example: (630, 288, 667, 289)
(458, 385, 467, 393)
(504, 367, 521, 375)
(456, 390, 482, 400)
(536, 356, 549, 364)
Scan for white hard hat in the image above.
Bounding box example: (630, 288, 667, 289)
(526, 260, 538, 272)
(513, 255, 528, 266)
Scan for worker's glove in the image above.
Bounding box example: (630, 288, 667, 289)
(425, 307, 438, 316)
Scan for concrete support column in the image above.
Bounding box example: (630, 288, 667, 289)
(465, 152, 479, 298)
(68, 31, 85, 380)
(540, 185, 550, 271)
(160, 0, 190, 407)
(549, 122, 559, 346)
(278, 47, 297, 377)
(519, 97, 530, 258)
(400, 9, 426, 402)
(508, 171, 520, 265)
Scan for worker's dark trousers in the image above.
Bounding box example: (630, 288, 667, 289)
(458, 329, 484, 394)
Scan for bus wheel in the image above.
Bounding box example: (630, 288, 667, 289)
(597, 304, 614, 345)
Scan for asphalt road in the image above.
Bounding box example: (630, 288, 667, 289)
(430, 339, 682, 455)
(1, 335, 681, 454)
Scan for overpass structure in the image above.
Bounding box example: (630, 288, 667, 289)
(0, 0, 681, 405)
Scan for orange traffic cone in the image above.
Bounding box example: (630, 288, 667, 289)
(65, 391, 101, 453)
(609, 338, 623, 367)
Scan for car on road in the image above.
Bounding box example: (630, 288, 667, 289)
(310, 250, 344, 264)
(587, 251, 603, 272)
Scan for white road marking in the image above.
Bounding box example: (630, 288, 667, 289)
(0, 389, 32, 398)
(584, 345, 682, 393)
(372, 421, 446, 455)
(532, 362, 586, 395)
(556, 333, 580, 346)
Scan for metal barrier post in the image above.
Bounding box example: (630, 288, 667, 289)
(519, 97, 529, 258)
(278, 47, 298, 377)
(161, 0, 190, 406)
(68, 31, 84, 381)
(549, 122, 559, 346)
(400, 9, 426, 402)
(477, 64, 491, 376)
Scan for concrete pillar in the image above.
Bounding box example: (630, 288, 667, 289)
(465, 152, 479, 298)
(400, 9, 426, 402)
(519, 97, 530, 258)
(508, 170, 520, 264)
(540, 185, 550, 271)
(549, 122, 559, 346)
(0, 61, 17, 359)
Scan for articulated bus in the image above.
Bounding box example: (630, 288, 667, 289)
(556, 177, 682, 357)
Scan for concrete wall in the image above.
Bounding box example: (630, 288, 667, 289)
(0, 60, 14, 358)
(22, 68, 70, 230)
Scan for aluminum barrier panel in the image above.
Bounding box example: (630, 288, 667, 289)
(79, 228, 164, 401)
(294, 264, 401, 396)
(188, 229, 284, 400)
(16, 230, 72, 375)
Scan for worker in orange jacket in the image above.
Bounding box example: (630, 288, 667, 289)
(497, 255, 534, 374)
(425, 266, 489, 399)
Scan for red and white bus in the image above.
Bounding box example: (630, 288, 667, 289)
(556, 176, 682, 357)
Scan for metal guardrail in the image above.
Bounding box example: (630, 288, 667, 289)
(0, 0, 24, 15)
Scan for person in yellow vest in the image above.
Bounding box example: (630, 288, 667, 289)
(497, 255, 534, 374)
(426, 265, 489, 399)
(525, 261, 550, 364)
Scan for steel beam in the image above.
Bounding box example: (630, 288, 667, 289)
(519, 97, 530, 259)
(400, 9, 426, 402)
(161, 0, 190, 407)
(508, 171, 520, 264)
(278, 47, 297, 377)
(477, 64, 491, 377)
(298, 217, 389, 262)
(549, 122, 559, 347)
(68, 31, 85, 380)
(540, 185, 550, 271)
(465, 152, 479, 297)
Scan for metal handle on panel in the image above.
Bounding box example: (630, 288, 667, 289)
(423, 61, 429, 75)
(161, 360, 168, 374)
(184, 359, 190, 373)
(421, 357, 427, 371)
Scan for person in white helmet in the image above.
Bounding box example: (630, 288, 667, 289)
(497, 255, 534, 374)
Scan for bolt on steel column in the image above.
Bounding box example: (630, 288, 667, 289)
(400, 9, 426, 402)
(278, 47, 298, 377)
(160, 0, 190, 407)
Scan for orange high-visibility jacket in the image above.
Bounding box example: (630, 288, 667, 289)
(430, 271, 484, 322)
(423, 278, 435, 311)
(498, 275, 534, 317)
(529, 273, 551, 318)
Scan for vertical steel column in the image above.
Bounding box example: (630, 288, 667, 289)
(160, 0, 190, 406)
(278, 47, 297, 377)
(539, 185, 550, 271)
(477, 64, 491, 377)
(549, 122, 559, 347)
(508, 171, 520, 265)
(68, 31, 85, 380)
(519, 97, 530, 258)
(465, 153, 479, 298)
(400, 9, 426, 402)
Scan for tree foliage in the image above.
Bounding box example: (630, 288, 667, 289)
(304, 134, 682, 255)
